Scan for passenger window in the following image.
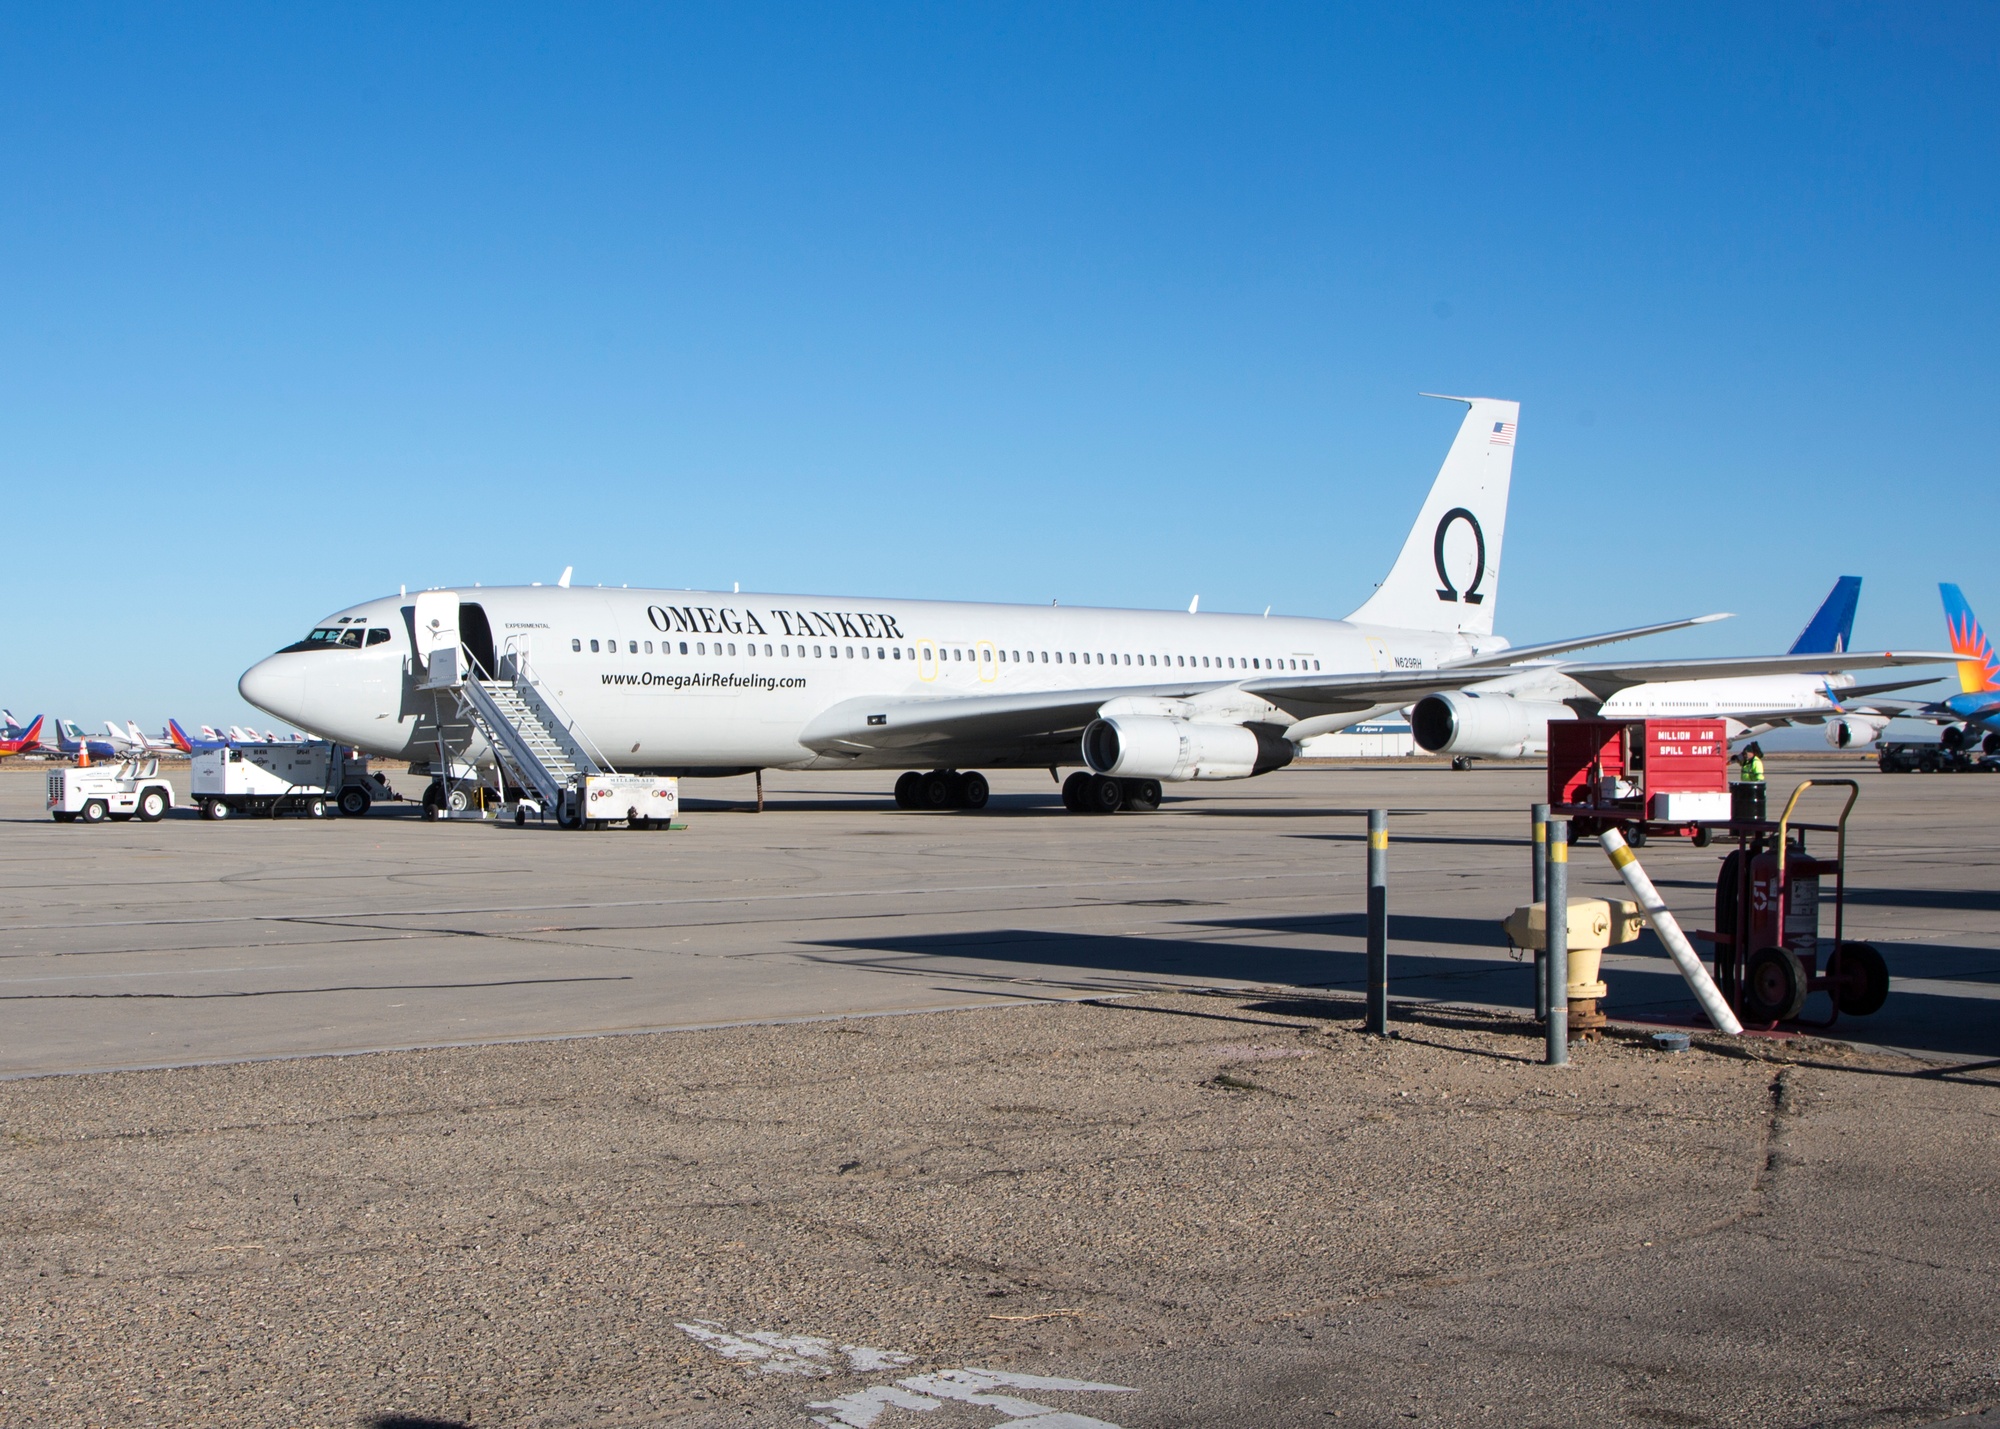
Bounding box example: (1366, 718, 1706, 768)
(590, 640, 600, 653)
(876, 647, 885, 659)
(782, 644, 790, 656)
(766, 644, 774, 656)
(643, 641, 652, 654)
(680, 642, 689, 654)
(814, 645, 823, 657)
(906, 648, 915, 660)
(697, 642, 705, 654)
(846, 646, 854, 658)
(728, 643, 736, 655)
(627, 641, 635, 654)
(891, 647, 899, 660)
(573, 639, 582, 652)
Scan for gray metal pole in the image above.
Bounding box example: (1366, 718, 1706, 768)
(1365, 808, 1388, 1035)
(1531, 802, 1549, 1022)
(1546, 818, 1569, 1065)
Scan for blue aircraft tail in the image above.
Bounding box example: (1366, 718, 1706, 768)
(1788, 576, 1861, 655)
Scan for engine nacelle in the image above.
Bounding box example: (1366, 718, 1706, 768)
(1081, 716, 1294, 782)
(1825, 715, 1890, 749)
(1410, 692, 1575, 759)
(1942, 724, 1967, 751)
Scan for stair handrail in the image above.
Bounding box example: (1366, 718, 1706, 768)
(509, 653, 612, 776)
(457, 679, 565, 808)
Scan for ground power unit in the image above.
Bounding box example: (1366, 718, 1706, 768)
(192, 742, 388, 819)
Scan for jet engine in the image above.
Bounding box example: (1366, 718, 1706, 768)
(1942, 724, 1967, 750)
(1824, 715, 1890, 749)
(1081, 716, 1294, 782)
(1985, 732, 2000, 757)
(1410, 692, 1575, 759)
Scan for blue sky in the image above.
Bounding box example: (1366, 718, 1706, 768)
(2, 4, 1995, 733)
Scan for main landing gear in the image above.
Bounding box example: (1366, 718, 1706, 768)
(895, 769, 990, 811)
(1061, 771, 1161, 814)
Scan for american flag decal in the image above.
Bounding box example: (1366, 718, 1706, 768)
(1489, 421, 1516, 446)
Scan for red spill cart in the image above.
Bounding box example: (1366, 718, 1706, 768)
(1549, 717, 1731, 846)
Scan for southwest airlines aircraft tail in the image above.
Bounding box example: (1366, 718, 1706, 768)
(239, 397, 1952, 814)
(1942, 582, 2000, 694)
(1789, 576, 1861, 656)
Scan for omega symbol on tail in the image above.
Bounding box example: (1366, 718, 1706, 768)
(1433, 506, 1487, 604)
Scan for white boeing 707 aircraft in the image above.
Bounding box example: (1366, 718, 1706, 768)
(239, 397, 1946, 813)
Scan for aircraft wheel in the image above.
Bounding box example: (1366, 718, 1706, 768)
(894, 771, 922, 809)
(338, 786, 372, 817)
(137, 789, 167, 822)
(1451, 755, 1473, 771)
(81, 799, 109, 824)
(1086, 773, 1126, 814)
(1121, 778, 1162, 812)
(1061, 771, 1092, 812)
(1742, 946, 1808, 1023)
(955, 771, 990, 810)
(1834, 941, 1890, 1017)
(919, 771, 956, 811)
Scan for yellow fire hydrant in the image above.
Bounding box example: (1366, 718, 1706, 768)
(1502, 898, 1644, 1039)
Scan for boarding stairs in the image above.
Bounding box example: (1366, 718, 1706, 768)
(454, 657, 606, 818)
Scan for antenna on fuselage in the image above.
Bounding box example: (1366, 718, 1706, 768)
(1188, 595, 1199, 614)
(558, 566, 573, 589)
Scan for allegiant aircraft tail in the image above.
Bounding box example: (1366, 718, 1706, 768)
(1789, 576, 1861, 655)
(1941, 583, 2000, 694)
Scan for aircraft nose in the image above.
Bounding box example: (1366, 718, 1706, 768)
(238, 654, 308, 725)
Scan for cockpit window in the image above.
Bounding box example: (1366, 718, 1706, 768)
(275, 624, 380, 654)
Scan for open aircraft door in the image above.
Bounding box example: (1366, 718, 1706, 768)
(413, 590, 462, 689)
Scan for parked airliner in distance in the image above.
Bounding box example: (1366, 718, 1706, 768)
(239, 396, 1951, 813)
(0, 715, 43, 759)
(1410, 575, 1939, 761)
(1850, 583, 2000, 755)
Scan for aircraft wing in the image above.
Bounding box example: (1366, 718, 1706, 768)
(1434, 612, 1732, 672)
(799, 661, 1628, 760)
(1543, 651, 1960, 702)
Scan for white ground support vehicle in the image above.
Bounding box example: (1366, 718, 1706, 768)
(191, 741, 386, 820)
(47, 758, 178, 824)
(574, 772, 681, 829)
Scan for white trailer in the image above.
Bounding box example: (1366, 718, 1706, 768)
(47, 758, 177, 824)
(192, 742, 384, 820)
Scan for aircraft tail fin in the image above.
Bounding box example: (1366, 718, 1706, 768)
(1789, 576, 1862, 655)
(168, 720, 193, 753)
(1347, 395, 1518, 637)
(1942, 583, 2000, 694)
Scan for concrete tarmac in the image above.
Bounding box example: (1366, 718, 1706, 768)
(2, 757, 1998, 1428)
(1, 757, 1995, 1077)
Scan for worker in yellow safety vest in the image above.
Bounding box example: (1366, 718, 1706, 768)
(1733, 741, 1767, 823)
